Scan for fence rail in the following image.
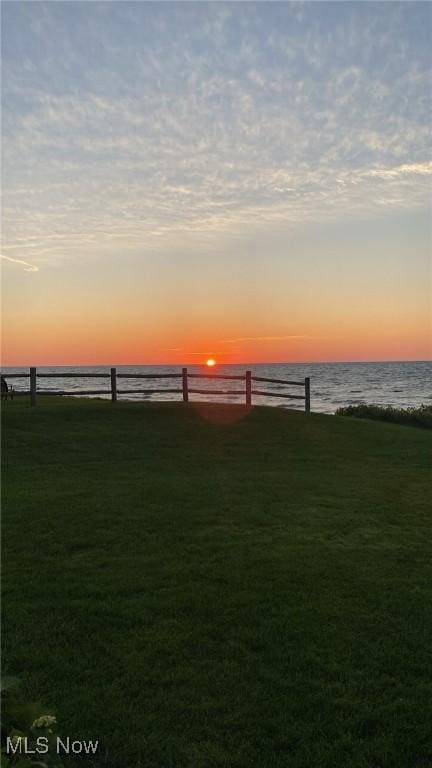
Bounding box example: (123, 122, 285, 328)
(1, 368, 311, 411)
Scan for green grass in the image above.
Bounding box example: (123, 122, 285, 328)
(2, 397, 432, 768)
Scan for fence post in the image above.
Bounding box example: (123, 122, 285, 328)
(30, 367, 37, 406)
(246, 370, 252, 406)
(305, 377, 310, 413)
(182, 367, 189, 402)
(111, 367, 117, 402)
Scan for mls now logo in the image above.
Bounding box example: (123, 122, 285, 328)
(6, 736, 99, 755)
(6, 737, 49, 756)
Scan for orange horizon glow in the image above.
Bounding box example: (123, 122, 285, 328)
(1, 333, 431, 367)
(2, 337, 431, 368)
(1, 296, 431, 368)
(3, 263, 430, 367)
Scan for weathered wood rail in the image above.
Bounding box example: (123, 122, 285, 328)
(1, 368, 311, 412)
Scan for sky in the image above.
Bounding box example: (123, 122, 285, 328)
(1, 1, 431, 366)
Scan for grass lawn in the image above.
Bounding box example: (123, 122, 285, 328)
(2, 397, 432, 768)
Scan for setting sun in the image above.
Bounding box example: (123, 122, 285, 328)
(206, 359, 216, 367)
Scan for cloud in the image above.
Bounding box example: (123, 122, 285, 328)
(162, 349, 217, 356)
(220, 335, 318, 344)
(2, 3, 430, 267)
(1, 254, 39, 272)
(364, 161, 432, 179)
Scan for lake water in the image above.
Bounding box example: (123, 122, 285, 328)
(2, 361, 431, 414)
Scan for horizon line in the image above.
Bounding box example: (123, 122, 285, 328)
(1, 358, 431, 369)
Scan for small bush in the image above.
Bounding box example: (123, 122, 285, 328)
(335, 403, 432, 429)
(1, 677, 65, 767)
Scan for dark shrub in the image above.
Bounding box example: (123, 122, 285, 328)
(335, 403, 432, 429)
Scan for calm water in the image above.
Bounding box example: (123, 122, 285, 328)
(2, 361, 431, 414)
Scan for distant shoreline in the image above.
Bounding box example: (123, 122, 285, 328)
(2, 359, 431, 368)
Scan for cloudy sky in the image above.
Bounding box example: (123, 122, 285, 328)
(2, 1, 431, 365)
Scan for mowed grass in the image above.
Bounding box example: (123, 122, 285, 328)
(2, 397, 432, 768)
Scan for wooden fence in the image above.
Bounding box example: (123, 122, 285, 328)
(1, 368, 311, 412)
